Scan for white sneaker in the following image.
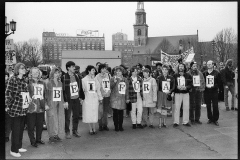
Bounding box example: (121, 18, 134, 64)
(10, 151, 21, 157)
(19, 148, 27, 152)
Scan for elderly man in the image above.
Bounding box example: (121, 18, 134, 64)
(203, 60, 221, 126)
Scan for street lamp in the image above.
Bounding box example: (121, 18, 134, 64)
(5, 16, 17, 39)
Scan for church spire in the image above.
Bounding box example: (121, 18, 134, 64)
(137, 2, 144, 11)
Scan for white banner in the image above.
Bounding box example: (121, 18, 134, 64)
(5, 39, 16, 65)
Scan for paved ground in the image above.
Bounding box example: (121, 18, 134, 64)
(5, 100, 238, 159)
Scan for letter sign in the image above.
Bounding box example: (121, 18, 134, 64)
(87, 81, 96, 93)
(133, 81, 140, 92)
(193, 75, 200, 86)
(70, 82, 79, 96)
(118, 82, 126, 94)
(21, 92, 30, 109)
(206, 75, 214, 88)
(162, 81, 170, 93)
(161, 109, 167, 116)
(177, 76, 185, 87)
(143, 82, 151, 93)
(33, 84, 44, 99)
(102, 78, 110, 92)
(53, 87, 62, 101)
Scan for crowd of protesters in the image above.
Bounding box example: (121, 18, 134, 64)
(5, 58, 238, 158)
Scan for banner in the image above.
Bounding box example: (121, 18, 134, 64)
(161, 47, 194, 68)
(5, 39, 16, 65)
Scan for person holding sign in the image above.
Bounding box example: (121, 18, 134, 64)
(203, 60, 221, 126)
(62, 61, 85, 139)
(95, 63, 111, 131)
(5, 63, 30, 158)
(82, 65, 103, 135)
(187, 62, 205, 125)
(26, 67, 48, 147)
(173, 63, 193, 127)
(157, 64, 175, 128)
(127, 66, 144, 129)
(45, 67, 67, 143)
(141, 68, 158, 128)
(110, 66, 129, 131)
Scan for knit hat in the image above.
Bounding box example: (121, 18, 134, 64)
(14, 62, 25, 75)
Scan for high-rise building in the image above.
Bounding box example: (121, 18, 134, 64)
(42, 32, 105, 66)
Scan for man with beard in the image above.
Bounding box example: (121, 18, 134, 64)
(188, 61, 205, 125)
(173, 63, 193, 127)
(203, 60, 221, 126)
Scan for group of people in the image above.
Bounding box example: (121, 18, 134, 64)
(5, 58, 237, 158)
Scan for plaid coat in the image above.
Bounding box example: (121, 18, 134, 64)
(127, 76, 143, 103)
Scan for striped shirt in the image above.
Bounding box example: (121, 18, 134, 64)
(5, 75, 29, 117)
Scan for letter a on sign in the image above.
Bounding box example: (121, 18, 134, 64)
(193, 75, 200, 86)
(143, 82, 151, 93)
(102, 78, 110, 92)
(162, 81, 170, 93)
(53, 87, 61, 101)
(133, 81, 140, 92)
(87, 81, 96, 93)
(21, 92, 30, 109)
(70, 82, 79, 96)
(206, 75, 214, 88)
(118, 82, 126, 94)
(177, 76, 185, 86)
(33, 84, 44, 99)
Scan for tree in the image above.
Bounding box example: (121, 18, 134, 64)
(213, 28, 237, 63)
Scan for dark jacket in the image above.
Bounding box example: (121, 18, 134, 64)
(173, 72, 193, 94)
(127, 76, 143, 103)
(221, 66, 235, 86)
(203, 70, 221, 92)
(62, 72, 84, 103)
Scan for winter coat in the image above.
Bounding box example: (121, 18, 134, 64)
(110, 76, 129, 110)
(142, 77, 158, 107)
(173, 72, 193, 94)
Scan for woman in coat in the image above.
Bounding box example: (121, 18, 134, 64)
(110, 66, 129, 131)
(45, 67, 66, 143)
(82, 65, 103, 135)
(141, 68, 158, 128)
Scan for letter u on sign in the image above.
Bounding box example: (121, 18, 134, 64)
(53, 87, 62, 101)
(133, 81, 140, 92)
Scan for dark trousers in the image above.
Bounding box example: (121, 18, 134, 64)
(26, 112, 44, 144)
(218, 84, 224, 101)
(204, 90, 219, 122)
(65, 98, 80, 133)
(98, 97, 110, 127)
(112, 108, 124, 129)
(5, 112, 11, 138)
(10, 116, 25, 153)
(189, 90, 202, 121)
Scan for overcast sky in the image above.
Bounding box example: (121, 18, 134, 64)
(5, 2, 237, 50)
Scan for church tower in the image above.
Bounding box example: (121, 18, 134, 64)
(133, 2, 148, 46)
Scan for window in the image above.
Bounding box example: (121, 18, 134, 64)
(137, 29, 141, 36)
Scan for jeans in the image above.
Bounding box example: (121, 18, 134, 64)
(10, 116, 25, 153)
(142, 107, 155, 125)
(189, 90, 202, 121)
(224, 83, 235, 108)
(98, 97, 110, 127)
(65, 98, 80, 133)
(204, 90, 219, 122)
(112, 108, 124, 129)
(27, 112, 44, 144)
(131, 93, 143, 124)
(5, 112, 11, 138)
(174, 93, 190, 124)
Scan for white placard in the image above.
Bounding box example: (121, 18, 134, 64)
(118, 82, 126, 94)
(102, 78, 110, 91)
(206, 75, 214, 88)
(161, 109, 167, 116)
(162, 81, 170, 93)
(177, 76, 185, 87)
(143, 82, 151, 93)
(133, 81, 140, 92)
(53, 87, 62, 101)
(87, 81, 96, 93)
(193, 75, 200, 87)
(157, 108, 161, 113)
(21, 92, 30, 109)
(70, 82, 79, 96)
(32, 84, 44, 99)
